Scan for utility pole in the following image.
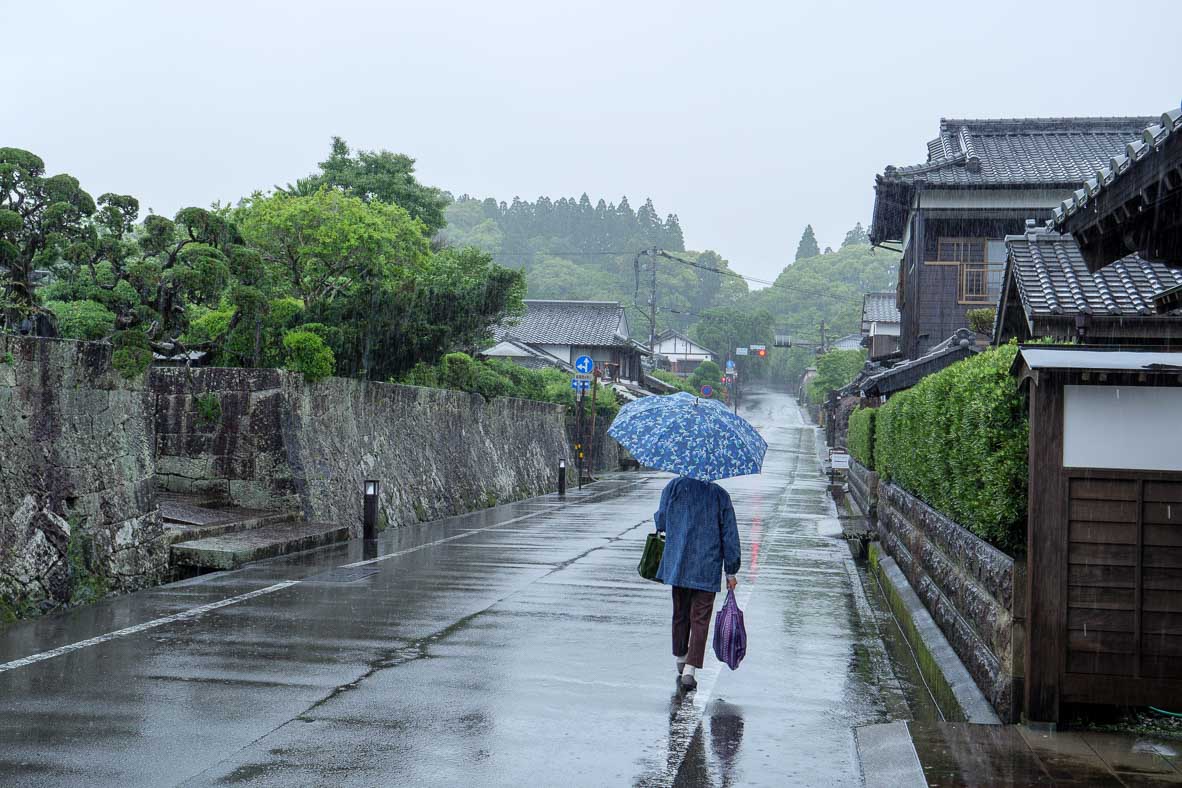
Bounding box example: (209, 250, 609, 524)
(648, 246, 658, 352)
(819, 320, 827, 354)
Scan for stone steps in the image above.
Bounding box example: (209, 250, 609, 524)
(163, 511, 299, 546)
(170, 521, 351, 571)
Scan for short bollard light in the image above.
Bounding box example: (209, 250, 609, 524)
(558, 458, 567, 496)
(363, 479, 380, 540)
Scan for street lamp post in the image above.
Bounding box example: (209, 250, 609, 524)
(363, 480, 380, 540)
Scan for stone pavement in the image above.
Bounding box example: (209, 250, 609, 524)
(906, 720, 1182, 786)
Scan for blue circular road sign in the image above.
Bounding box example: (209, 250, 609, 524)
(700, 384, 714, 398)
(575, 355, 594, 374)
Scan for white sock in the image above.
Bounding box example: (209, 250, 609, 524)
(683, 664, 696, 678)
(676, 656, 687, 666)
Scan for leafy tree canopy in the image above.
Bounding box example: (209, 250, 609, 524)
(283, 137, 451, 235)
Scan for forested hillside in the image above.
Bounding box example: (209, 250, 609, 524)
(439, 195, 748, 334)
(751, 225, 899, 384)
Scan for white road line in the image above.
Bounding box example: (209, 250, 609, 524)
(341, 480, 652, 568)
(0, 581, 299, 675)
(339, 510, 557, 568)
(0, 478, 657, 676)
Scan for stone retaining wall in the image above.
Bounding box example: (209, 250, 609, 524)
(848, 458, 878, 520)
(876, 481, 1025, 722)
(153, 368, 573, 535)
(0, 337, 164, 617)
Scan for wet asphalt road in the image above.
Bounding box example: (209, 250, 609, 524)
(0, 389, 904, 787)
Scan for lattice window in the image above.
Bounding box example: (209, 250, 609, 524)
(936, 237, 986, 264)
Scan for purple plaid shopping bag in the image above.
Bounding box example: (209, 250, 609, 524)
(712, 589, 747, 670)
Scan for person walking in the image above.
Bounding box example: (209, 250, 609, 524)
(654, 475, 741, 690)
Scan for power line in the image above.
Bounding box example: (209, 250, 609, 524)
(491, 248, 871, 306)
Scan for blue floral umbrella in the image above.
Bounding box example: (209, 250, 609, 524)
(607, 392, 767, 481)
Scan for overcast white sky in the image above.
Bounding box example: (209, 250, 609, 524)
(8, 0, 1181, 282)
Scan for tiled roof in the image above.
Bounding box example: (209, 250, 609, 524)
(1051, 109, 1182, 229)
(881, 117, 1153, 187)
(831, 333, 864, 351)
(860, 329, 979, 397)
(481, 336, 574, 371)
(1005, 229, 1182, 318)
(493, 300, 630, 347)
(861, 292, 900, 326)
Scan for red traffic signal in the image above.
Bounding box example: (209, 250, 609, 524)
(756, 348, 767, 357)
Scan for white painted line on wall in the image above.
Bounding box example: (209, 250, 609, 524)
(0, 581, 300, 675)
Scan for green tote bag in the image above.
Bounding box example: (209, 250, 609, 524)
(638, 532, 664, 581)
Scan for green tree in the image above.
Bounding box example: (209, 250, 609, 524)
(795, 224, 820, 261)
(285, 137, 451, 235)
(42, 299, 115, 340)
(0, 148, 99, 328)
(688, 359, 722, 393)
(745, 241, 898, 388)
(236, 189, 431, 378)
(806, 348, 866, 404)
(842, 222, 869, 247)
(691, 306, 774, 379)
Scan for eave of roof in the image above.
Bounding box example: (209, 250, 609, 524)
(860, 330, 978, 396)
(1052, 110, 1182, 230)
(1012, 345, 1182, 375)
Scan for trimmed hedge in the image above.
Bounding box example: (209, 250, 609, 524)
(874, 344, 1027, 552)
(847, 406, 875, 469)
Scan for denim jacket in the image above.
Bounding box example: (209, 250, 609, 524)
(653, 477, 740, 593)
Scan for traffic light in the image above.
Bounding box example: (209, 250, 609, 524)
(757, 347, 767, 358)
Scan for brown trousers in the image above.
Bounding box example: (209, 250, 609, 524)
(671, 586, 716, 669)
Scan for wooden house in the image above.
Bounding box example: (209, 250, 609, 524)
(649, 329, 717, 376)
(483, 300, 649, 383)
(860, 291, 900, 361)
(1014, 346, 1182, 723)
(870, 117, 1153, 359)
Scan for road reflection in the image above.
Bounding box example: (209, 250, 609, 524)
(655, 694, 746, 787)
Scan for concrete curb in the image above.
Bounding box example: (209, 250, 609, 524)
(855, 721, 926, 788)
(869, 544, 1002, 725)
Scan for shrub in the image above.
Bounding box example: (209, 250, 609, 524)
(874, 344, 1027, 552)
(649, 369, 695, 393)
(966, 307, 996, 335)
(472, 365, 514, 400)
(847, 406, 875, 469)
(194, 393, 222, 426)
(44, 299, 115, 340)
(111, 329, 152, 379)
(688, 360, 722, 392)
(439, 352, 477, 391)
(282, 330, 335, 382)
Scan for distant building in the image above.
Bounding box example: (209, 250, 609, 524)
(650, 329, 716, 375)
(870, 116, 1153, 359)
(860, 292, 900, 361)
(482, 300, 648, 383)
(829, 333, 863, 351)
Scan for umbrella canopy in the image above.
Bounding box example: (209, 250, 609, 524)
(607, 392, 767, 481)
